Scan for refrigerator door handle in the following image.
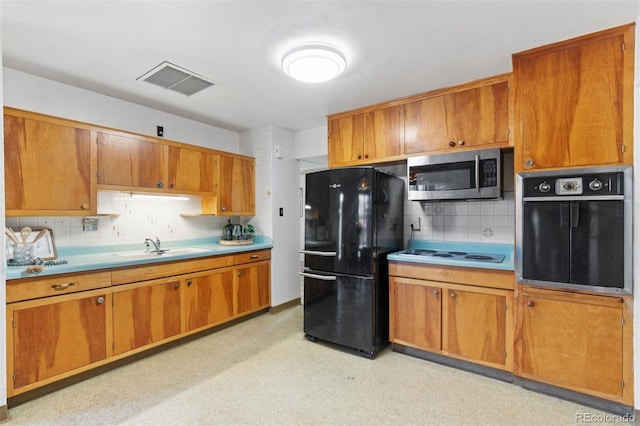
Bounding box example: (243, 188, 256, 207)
(299, 272, 337, 281)
(299, 250, 337, 257)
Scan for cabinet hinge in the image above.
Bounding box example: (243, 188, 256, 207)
(506, 128, 510, 136)
(504, 351, 507, 359)
(12, 319, 15, 328)
(622, 379, 625, 389)
(12, 372, 15, 384)
(621, 145, 626, 153)
(622, 42, 625, 51)
(622, 317, 625, 326)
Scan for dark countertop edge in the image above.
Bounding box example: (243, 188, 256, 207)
(6, 238, 273, 281)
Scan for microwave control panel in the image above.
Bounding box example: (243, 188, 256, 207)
(522, 172, 624, 197)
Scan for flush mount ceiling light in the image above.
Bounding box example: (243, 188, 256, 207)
(281, 44, 346, 83)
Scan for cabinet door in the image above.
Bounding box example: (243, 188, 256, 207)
(10, 293, 108, 390)
(97, 132, 167, 189)
(514, 26, 632, 170)
(167, 146, 214, 193)
(404, 95, 448, 154)
(218, 154, 255, 215)
(328, 114, 364, 166)
(185, 270, 234, 331)
(236, 261, 270, 316)
(521, 291, 624, 398)
(450, 82, 509, 148)
(443, 287, 509, 367)
(4, 115, 94, 214)
(389, 277, 441, 351)
(363, 105, 404, 161)
(112, 280, 182, 355)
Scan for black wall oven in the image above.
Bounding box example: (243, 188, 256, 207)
(516, 166, 632, 294)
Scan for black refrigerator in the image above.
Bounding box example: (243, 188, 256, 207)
(301, 167, 404, 358)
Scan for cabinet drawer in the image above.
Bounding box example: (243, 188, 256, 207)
(7, 270, 112, 303)
(233, 249, 271, 264)
(111, 255, 233, 285)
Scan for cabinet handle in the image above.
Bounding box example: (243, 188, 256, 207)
(51, 282, 75, 290)
(357, 154, 362, 159)
(450, 291, 456, 298)
(525, 159, 534, 167)
(157, 182, 164, 188)
(170, 183, 175, 189)
(237, 271, 242, 277)
(458, 140, 465, 146)
(432, 290, 439, 296)
(81, 202, 90, 210)
(364, 154, 369, 159)
(448, 141, 456, 147)
(96, 296, 105, 304)
(250, 254, 259, 259)
(174, 282, 180, 290)
(187, 280, 193, 287)
(221, 206, 226, 212)
(526, 301, 534, 307)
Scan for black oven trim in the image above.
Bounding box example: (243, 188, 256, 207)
(515, 165, 633, 295)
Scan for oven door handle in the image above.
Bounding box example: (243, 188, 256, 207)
(299, 272, 337, 281)
(475, 154, 480, 192)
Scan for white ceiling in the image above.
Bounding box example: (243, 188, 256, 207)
(2, 1, 639, 134)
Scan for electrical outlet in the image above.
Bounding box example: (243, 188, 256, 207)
(411, 217, 421, 231)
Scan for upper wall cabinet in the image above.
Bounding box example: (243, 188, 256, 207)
(96, 131, 168, 191)
(328, 105, 404, 167)
(512, 23, 635, 171)
(202, 153, 255, 216)
(404, 75, 511, 155)
(167, 145, 215, 193)
(4, 109, 96, 216)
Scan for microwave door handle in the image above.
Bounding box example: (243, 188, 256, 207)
(475, 155, 480, 192)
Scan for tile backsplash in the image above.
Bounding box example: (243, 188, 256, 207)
(403, 191, 515, 245)
(5, 191, 237, 248)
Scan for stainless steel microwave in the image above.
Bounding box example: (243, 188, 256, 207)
(407, 148, 502, 201)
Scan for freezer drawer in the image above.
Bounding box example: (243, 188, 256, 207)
(302, 270, 383, 357)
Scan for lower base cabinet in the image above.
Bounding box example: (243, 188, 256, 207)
(8, 289, 109, 391)
(6, 249, 271, 397)
(390, 275, 512, 371)
(113, 279, 182, 355)
(516, 286, 633, 405)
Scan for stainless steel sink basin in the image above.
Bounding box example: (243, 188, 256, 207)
(113, 247, 213, 259)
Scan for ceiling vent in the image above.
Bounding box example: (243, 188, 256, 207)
(137, 61, 215, 96)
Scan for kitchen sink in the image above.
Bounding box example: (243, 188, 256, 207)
(112, 247, 213, 259)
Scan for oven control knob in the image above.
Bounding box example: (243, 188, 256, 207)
(538, 181, 551, 193)
(589, 179, 603, 191)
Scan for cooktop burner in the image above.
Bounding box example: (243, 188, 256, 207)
(400, 249, 505, 263)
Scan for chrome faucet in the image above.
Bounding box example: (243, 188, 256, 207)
(144, 237, 162, 253)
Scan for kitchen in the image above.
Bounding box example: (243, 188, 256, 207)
(1, 1, 640, 423)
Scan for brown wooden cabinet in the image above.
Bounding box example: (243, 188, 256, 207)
(404, 77, 511, 154)
(236, 260, 271, 316)
(202, 153, 255, 216)
(97, 131, 167, 190)
(185, 269, 234, 332)
(389, 262, 514, 371)
(7, 289, 109, 393)
(516, 286, 632, 405)
(328, 105, 404, 167)
(112, 279, 182, 355)
(167, 145, 214, 193)
(512, 23, 634, 171)
(4, 109, 96, 216)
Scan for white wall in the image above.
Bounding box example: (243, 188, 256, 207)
(244, 127, 301, 306)
(0, 4, 8, 409)
(3, 68, 239, 152)
(293, 125, 327, 159)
